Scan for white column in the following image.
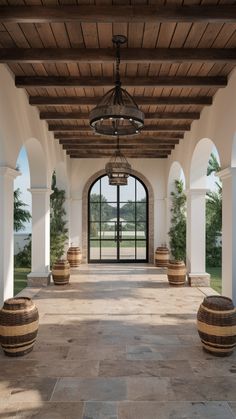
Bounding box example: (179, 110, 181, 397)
(27, 188, 51, 287)
(0, 167, 20, 305)
(218, 168, 236, 303)
(186, 188, 210, 287)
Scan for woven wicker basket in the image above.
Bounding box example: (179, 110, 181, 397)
(155, 246, 169, 267)
(52, 259, 70, 285)
(167, 260, 186, 285)
(67, 246, 82, 267)
(197, 295, 236, 356)
(0, 297, 39, 357)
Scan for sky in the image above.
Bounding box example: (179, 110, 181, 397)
(14, 145, 221, 233)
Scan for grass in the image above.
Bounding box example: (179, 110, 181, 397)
(14, 267, 30, 295)
(207, 266, 222, 294)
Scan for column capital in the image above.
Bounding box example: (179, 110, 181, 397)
(28, 187, 52, 195)
(185, 188, 209, 196)
(0, 166, 21, 179)
(217, 167, 236, 181)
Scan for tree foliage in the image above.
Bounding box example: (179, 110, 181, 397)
(50, 172, 68, 267)
(168, 179, 186, 261)
(14, 188, 31, 232)
(206, 153, 222, 267)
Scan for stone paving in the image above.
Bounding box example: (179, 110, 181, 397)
(0, 264, 236, 419)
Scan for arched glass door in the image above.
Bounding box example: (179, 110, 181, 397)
(88, 174, 148, 262)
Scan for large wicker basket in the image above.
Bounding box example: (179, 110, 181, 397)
(155, 246, 169, 267)
(52, 259, 70, 285)
(197, 295, 236, 356)
(0, 297, 39, 357)
(67, 246, 82, 267)
(167, 260, 186, 285)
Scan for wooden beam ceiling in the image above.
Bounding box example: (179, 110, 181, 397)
(0, 5, 235, 23)
(58, 139, 180, 145)
(49, 124, 191, 132)
(62, 144, 175, 150)
(1, 48, 236, 64)
(54, 134, 183, 140)
(29, 96, 213, 107)
(15, 76, 227, 88)
(41, 111, 200, 121)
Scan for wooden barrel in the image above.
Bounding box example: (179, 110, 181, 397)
(67, 246, 82, 267)
(197, 296, 236, 357)
(155, 246, 169, 267)
(167, 260, 186, 285)
(0, 297, 39, 357)
(52, 260, 70, 285)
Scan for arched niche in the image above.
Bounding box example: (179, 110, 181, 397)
(82, 169, 154, 264)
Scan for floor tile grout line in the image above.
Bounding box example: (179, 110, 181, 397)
(49, 377, 59, 402)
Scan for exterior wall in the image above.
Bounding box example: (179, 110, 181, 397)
(69, 158, 167, 262)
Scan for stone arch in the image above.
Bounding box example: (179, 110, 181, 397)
(82, 168, 154, 263)
(22, 138, 48, 188)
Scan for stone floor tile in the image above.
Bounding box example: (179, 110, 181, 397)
(0, 377, 57, 402)
(118, 401, 235, 419)
(99, 360, 193, 378)
(83, 401, 118, 419)
(127, 377, 174, 401)
(228, 402, 236, 417)
(190, 359, 236, 377)
(51, 378, 127, 402)
(170, 377, 236, 401)
(67, 345, 126, 361)
(0, 401, 84, 419)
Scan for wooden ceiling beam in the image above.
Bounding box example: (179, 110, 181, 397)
(0, 5, 236, 23)
(58, 139, 179, 145)
(66, 151, 170, 156)
(54, 133, 183, 140)
(41, 111, 200, 120)
(69, 154, 168, 159)
(49, 124, 190, 132)
(1, 48, 236, 63)
(30, 95, 212, 106)
(62, 144, 174, 150)
(15, 76, 227, 88)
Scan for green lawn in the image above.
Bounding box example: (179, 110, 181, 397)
(207, 266, 222, 294)
(14, 268, 30, 295)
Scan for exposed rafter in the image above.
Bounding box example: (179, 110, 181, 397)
(29, 96, 213, 107)
(0, 5, 236, 23)
(15, 76, 227, 88)
(41, 111, 200, 121)
(49, 124, 191, 132)
(1, 48, 236, 63)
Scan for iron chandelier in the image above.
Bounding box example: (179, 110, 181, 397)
(105, 137, 131, 186)
(89, 35, 144, 137)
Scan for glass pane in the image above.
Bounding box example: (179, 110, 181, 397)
(136, 203, 147, 222)
(90, 202, 100, 222)
(90, 180, 100, 201)
(100, 222, 117, 240)
(101, 176, 117, 202)
(101, 202, 117, 221)
(136, 240, 147, 259)
(121, 222, 135, 240)
(120, 240, 135, 260)
(119, 176, 135, 202)
(137, 181, 146, 202)
(120, 201, 135, 222)
(101, 240, 117, 260)
(136, 222, 147, 239)
(89, 223, 100, 239)
(90, 240, 100, 259)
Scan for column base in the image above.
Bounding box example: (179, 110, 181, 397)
(188, 272, 210, 287)
(27, 272, 51, 287)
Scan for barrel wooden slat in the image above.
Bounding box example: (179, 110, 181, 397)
(155, 247, 169, 268)
(0, 297, 39, 357)
(197, 296, 236, 357)
(167, 260, 186, 285)
(52, 260, 70, 285)
(67, 246, 82, 267)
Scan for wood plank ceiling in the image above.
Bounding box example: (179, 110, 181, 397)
(0, 2, 236, 159)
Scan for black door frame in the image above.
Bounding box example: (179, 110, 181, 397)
(88, 174, 149, 263)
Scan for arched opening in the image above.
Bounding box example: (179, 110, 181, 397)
(88, 174, 148, 262)
(189, 138, 222, 289)
(167, 162, 186, 246)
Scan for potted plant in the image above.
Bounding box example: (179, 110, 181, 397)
(168, 179, 186, 285)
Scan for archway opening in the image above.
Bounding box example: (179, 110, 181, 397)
(88, 174, 148, 262)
